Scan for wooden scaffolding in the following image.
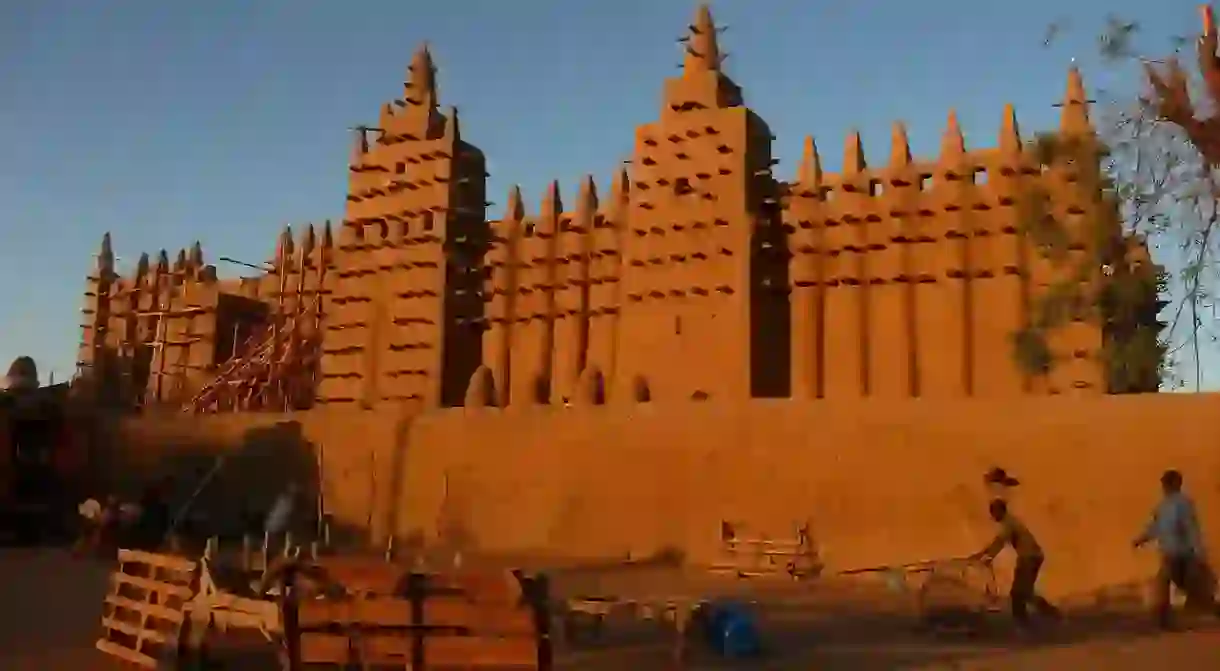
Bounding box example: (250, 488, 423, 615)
(182, 244, 328, 414)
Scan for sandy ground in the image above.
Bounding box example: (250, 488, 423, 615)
(0, 548, 1217, 670)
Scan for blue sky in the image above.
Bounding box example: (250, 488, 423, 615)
(0, 0, 1208, 387)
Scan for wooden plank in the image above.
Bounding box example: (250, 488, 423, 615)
(95, 638, 158, 669)
(111, 572, 195, 598)
(117, 548, 198, 575)
(297, 597, 414, 629)
(101, 616, 171, 645)
(422, 635, 539, 668)
(298, 633, 351, 664)
(422, 598, 537, 635)
(105, 594, 186, 624)
(355, 633, 413, 662)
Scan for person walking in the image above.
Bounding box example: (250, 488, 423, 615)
(1133, 469, 1219, 628)
(970, 499, 1061, 630)
(264, 482, 299, 554)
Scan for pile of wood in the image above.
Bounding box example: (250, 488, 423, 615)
(278, 557, 552, 670)
(709, 520, 822, 580)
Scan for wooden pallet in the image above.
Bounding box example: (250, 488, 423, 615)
(95, 548, 199, 668)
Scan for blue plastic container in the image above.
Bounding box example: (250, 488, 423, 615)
(702, 601, 762, 658)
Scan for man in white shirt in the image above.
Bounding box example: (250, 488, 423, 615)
(265, 483, 298, 540)
(1133, 470, 1218, 628)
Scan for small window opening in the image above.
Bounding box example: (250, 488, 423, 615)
(674, 177, 694, 196)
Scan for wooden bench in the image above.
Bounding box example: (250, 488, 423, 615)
(279, 562, 551, 670)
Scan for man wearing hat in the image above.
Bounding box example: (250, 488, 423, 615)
(984, 467, 1021, 502)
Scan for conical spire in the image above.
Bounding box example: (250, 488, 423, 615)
(302, 223, 317, 256)
(889, 123, 912, 168)
(605, 168, 631, 221)
(155, 250, 169, 274)
(1059, 67, 1091, 134)
(540, 181, 562, 229)
(796, 137, 822, 187)
(322, 220, 334, 248)
(189, 241, 204, 267)
(135, 252, 150, 279)
(173, 249, 187, 273)
(940, 110, 966, 158)
(405, 43, 438, 107)
(683, 4, 722, 75)
(443, 106, 460, 141)
(999, 103, 1022, 156)
(505, 185, 525, 221)
(576, 175, 599, 222)
(843, 131, 866, 176)
(97, 232, 114, 273)
(277, 225, 295, 262)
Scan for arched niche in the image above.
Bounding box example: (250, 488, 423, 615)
(463, 365, 498, 408)
(632, 376, 652, 403)
(575, 367, 607, 405)
(532, 374, 551, 405)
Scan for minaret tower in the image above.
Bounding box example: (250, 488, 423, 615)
(320, 44, 488, 408)
(615, 4, 781, 403)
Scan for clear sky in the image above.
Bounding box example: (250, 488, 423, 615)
(0, 0, 1208, 387)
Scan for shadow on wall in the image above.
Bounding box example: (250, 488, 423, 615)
(97, 418, 333, 540)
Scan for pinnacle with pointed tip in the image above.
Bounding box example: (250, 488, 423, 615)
(174, 249, 188, 272)
(1000, 104, 1022, 155)
(136, 252, 150, 278)
(843, 131, 866, 176)
(683, 4, 721, 75)
(278, 225, 295, 258)
(505, 186, 525, 221)
(97, 232, 115, 272)
(406, 43, 438, 106)
(940, 111, 966, 158)
(889, 123, 912, 168)
(1060, 67, 1091, 134)
(443, 106, 460, 141)
(156, 250, 169, 274)
(322, 220, 334, 248)
(610, 168, 630, 202)
(189, 241, 204, 267)
(540, 181, 562, 225)
(576, 175, 599, 220)
(302, 224, 317, 255)
(796, 137, 822, 187)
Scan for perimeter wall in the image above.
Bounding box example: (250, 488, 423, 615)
(105, 393, 1220, 599)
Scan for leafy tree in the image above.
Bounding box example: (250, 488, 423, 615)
(1038, 10, 1220, 390)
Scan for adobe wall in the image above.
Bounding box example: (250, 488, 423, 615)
(96, 407, 406, 542)
(101, 393, 1220, 599)
(398, 393, 1220, 600)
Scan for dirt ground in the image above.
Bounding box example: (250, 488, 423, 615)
(1, 548, 1217, 670)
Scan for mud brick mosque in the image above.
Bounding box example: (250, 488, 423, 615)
(78, 5, 1163, 415)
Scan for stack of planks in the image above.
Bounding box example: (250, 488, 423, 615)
(280, 557, 552, 670)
